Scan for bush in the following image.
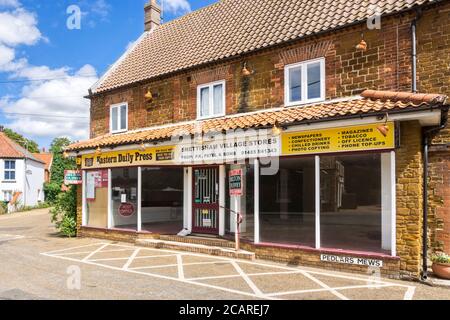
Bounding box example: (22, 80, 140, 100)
(0, 202, 7, 215)
(51, 186, 77, 237)
(44, 182, 61, 203)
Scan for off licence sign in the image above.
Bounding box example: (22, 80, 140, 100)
(64, 170, 82, 185)
(229, 169, 243, 196)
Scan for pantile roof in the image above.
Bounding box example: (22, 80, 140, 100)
(66, 90, 448, 152)
(93, 0, 436, 94)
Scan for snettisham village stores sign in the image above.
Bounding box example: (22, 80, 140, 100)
(82, 122, 396, 169)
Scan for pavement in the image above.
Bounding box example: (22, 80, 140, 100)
(0, 208, 449, 300)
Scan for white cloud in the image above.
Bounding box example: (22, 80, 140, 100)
(0, 8, 42, 46)
(0, 64, 98, 140)
(0, 0, 20, 8)
(0, 44, 14, 67)
(164, 0, 191, 15)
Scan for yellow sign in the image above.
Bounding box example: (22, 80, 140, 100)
(282, 122, 395, 156)
(82, 146, 176, 169)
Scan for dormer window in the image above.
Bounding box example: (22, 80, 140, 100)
(110, 103, 128, 134)
(197, 80, 226, 120)
(284, 58, 325, 106)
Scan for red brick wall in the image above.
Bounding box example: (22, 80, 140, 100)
(89, 13, 420, 138)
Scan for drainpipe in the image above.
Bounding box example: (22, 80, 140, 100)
(411, 19, 418, 93)
(422, 117, 447, 281)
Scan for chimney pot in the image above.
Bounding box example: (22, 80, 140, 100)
(144, 0, 161, 32)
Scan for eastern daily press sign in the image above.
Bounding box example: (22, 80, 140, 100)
(64, 170, 82, 185)
(321, 254, 383, 268)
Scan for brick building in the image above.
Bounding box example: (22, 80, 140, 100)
(66, 0, 450, 279)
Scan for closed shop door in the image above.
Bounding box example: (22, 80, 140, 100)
(192, 167, 219, 234)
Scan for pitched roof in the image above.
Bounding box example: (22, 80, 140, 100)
(93, 0, 435, 94)
(66, 90, 448, 152)
(33, 153, 53, 170)
(0, 132, 44, 163)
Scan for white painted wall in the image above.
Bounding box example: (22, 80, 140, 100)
(0, 158, 45, 207)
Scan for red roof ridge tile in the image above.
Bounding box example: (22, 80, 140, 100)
(361, 89, 448, 105)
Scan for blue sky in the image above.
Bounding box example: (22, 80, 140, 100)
(0, 0, 218, 149)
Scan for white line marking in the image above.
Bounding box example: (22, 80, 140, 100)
(188, 270, 305, 281)
(122, 248, 140, 270)
(82, 243, 110, 262)
(90, 254, 178, 262)
(0, 235, 24, 242)
(177, 255, 185, 280)
(43, 242, 109, 255)
(268, 283, 394, 297)
(231, 261, 265, 298)
(404, 286, 416, 300)
(129, 260, 233, 271)
(301, 271, 349, 300)
(41, 253, 274, 300)
(53, 248, 135, 257)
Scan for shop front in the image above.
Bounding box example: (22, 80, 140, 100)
(79, 120, 399, 262)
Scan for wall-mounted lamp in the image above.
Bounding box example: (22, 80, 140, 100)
(139, 142, 146, 151)
(377, 113, 390, 137)
(356, 33, 368, 52)
(272, 121, 282, 136)
(63, 151, 69, 159)
(242, 62, 253, 77)
(95, 147, 102, 155)
(145, 88, 153, 102)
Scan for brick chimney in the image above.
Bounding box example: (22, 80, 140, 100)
(0, 125, 4, 132)
(144, 0, 161, 32)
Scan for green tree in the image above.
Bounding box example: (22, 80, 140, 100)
(3, 128, 40, 153)
(49, 137, 76, 186)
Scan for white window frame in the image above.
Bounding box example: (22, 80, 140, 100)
(4, 160, 16, 181)
(284, 57, 326, 107)
(196, 80, 226, 120)
(110, 103, 128, 134)
(3, 190, 13, 202)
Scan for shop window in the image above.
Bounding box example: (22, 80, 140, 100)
(259, 157, 316, 246)
(111, 168, 138, 230)
(284, 58, 325, 106)
(4, 160, 16, 181)
(110, 103, 128, 134)
(225, 164, 255, 242)
(141, 167, 184, 234)
(197, 80, 225, 119)
(85, 170, 108, 228)
(320, 153, 386, 253)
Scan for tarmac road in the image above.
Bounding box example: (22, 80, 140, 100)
(0, 208, 449, 300)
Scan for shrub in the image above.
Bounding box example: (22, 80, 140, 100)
(44, 182, 61, 203)
(51, 186, 77, 237)
(0, 202, 7, 215)
(432, 253, 450, 264)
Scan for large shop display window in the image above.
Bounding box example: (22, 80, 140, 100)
(141, 167, 184, 234)
(260, 157, 316, 246)
(85, 170, 108, 228)
(111, 168, 138, 230)
(320, 153, 385, 253)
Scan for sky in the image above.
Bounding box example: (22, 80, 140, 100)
(0, 0, 218, 150)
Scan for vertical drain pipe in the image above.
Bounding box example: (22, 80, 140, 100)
(411, 19, 418, 93)
(422, 132, 429, 280)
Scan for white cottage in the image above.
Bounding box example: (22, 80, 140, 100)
(0, 128, 45, 211)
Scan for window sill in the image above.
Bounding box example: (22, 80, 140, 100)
(285, 98, 326, 108)
(110, 130, 128, 135)
(196, 114, 226, 121)
(1, 181, 16, 184)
